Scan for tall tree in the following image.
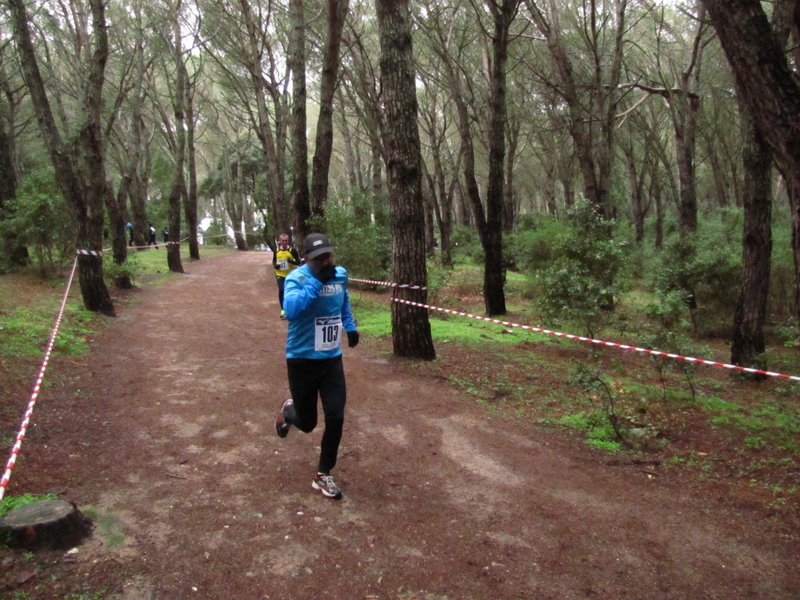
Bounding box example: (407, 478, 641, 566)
(729, 0, 795, 370)
(290, 0, 311, 241)
(8, 0, 114, 314)
(731, 105, 772, 371)
(700, 0, 800, 327)
(0, 37, 28, 268)
(481, 0, 519, 316)
(376, 0, 435, 360)
(164, 0, 187, 273)
(0, 98, 26, 267)
(310, 0, 350, 223)
(418, 0, 515, 316)
(184, 62, 201, 260)
(647, 3, 709, 234)
(523, 0, 628, 221)
(237, 0, 290, 235)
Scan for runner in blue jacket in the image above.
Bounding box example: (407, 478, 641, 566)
(274, 233, 359, 499)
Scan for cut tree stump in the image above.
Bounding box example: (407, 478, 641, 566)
(0, 499, 93, 549)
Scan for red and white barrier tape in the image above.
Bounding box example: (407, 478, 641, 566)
(350, 277, 427, 291)
(0, 258, 79, 503)
(392, 297, 800, 382)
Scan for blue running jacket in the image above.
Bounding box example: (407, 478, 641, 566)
(283, 263, 357, 359)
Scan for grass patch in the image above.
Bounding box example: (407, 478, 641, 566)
(0, 298, 95, 359)
(558, 411, 622, 451)
(353, 290, 552, 346)
(699, 395, 800, 438)
(0, 493, 56, 519)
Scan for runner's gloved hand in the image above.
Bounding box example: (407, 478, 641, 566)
(314, 264, 337, 284)
(347, 330, 360, 348)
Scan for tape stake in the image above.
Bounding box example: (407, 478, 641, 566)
(391, 297, 800, 383)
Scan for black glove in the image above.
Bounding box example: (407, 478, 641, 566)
(314, 264, 337, 284)
(347, 330, 360, 348)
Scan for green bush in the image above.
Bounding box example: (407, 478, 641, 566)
(507, 213, 569, 273)
(1, 170, 73, 277)
(532, 201, 629, 336)
(103, 252, 144, 286)
(769, 214, 795, 319)
(313, 189, 390, 280)
(450, 224, 483, 265)
(652, 214, 741, 330)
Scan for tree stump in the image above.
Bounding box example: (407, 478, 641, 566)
(0, 499, 93, 549)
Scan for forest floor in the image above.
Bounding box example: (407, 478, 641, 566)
(1, 249, 799, 600)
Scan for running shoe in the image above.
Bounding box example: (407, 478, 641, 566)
(312, 473, 343, 500)
(280, 310, 287, 320)
(275, 398, 293, 438)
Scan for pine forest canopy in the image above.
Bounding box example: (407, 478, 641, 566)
(0, 0, 798, 365)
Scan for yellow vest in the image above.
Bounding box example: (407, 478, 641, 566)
(274, 248, 297, 278)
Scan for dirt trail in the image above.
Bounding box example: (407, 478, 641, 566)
(7, 250, 800, 599)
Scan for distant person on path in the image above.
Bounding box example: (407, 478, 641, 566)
(163, 228, 169, 244)
(272, 233, 301, 319)
(274, 233, 360, 500)
(127, 223, 134, 246)
(148, 224, 158, 248)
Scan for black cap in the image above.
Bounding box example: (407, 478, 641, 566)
(304, 233, 334, 260)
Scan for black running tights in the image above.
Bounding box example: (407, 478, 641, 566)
(286, 355, 347, 474)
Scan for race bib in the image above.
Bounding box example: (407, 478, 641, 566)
(278, 259, 288, 270)
(314, 316, 342, 352)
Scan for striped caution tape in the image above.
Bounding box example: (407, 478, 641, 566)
(392, 297, 800, 383)
(76, 249, 103, 257)
(350, 277, 427, 291)
(0, 258, 80, 503)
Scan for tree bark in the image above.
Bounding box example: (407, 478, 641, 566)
(0, 110, 28, 267)
(224, 153, 247, 251)
(731, 108, 772, 372)
(104, 182, 131, 288)
(290, 0, 311, 240)
(167, 2, 186, 274)
(310, 0, 350, 222)
(376, 0, 435, 360)
(185, 78, 200, 260)
(504, 117, 519, 234)
(674, 93, 700, 234)
(482, 0, 517, 316)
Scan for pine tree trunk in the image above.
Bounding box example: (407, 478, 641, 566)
(311, 0, 349, 220)
(376, 0, 435, 361)
(290, 0, 310, 238)
(482, 0, 516, 317)
(166, 11, 185, 274)
(675, 94, 700, 234)
(185, 87, 200, 260)
(104, 183, 131, 288)
(731, 109, 772, 372)
(0, 114, 28, 267)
